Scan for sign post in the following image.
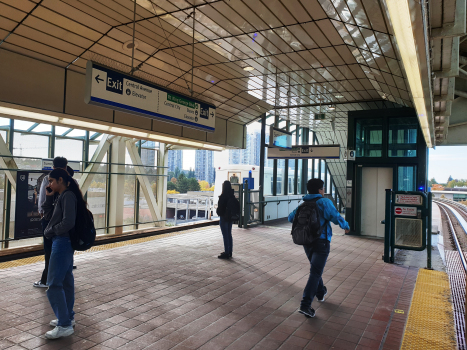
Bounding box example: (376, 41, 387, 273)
(382, 190, 430, 267)
(85, 62, 216, 132)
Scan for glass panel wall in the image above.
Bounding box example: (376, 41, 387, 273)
(356, 119, 383, 157)
(388, 118, 417, 157)
(0, 117, 164, 249)
(398, 166, 416, 191)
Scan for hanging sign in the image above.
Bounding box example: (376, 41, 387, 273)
(267, 145, 340, 159)
(395, 194, 422, 205)
(85, 62, 216, 132)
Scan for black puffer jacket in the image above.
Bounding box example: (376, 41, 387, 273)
(216, 189, 235, 219)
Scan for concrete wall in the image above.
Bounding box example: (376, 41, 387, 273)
(0, 49, 245, 149)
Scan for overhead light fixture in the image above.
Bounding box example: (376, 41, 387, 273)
(385, 0, 432, 147)
(0, 104, 225, 151)
(122, 40, 139, 52)
(243, 66, 254, 71)
(335, 95, 344, 98)
(328, 105, 336, 111)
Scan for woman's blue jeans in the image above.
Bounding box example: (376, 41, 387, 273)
(219, 217, 233, 255)
(47, 236, 75, 327)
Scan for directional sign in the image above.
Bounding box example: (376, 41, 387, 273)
(85, 62, 216, 132)
(267, 145, 340, 159)
(394, 206, 418, 217)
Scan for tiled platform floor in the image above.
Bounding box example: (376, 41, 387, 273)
(0, 223, 419, 350)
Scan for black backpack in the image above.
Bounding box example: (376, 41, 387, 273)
(291, 198, 322, 245)
(70, 205, 96, 251)
(226, 196, 240, 221)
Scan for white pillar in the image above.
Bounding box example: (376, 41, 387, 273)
(174, 199, 178, 226)
(108, 137, 125, 235)
(156, 144, 168, 227)
(195, 199, 199, 220)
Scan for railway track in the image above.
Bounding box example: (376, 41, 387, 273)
(434, 199, 467, 348)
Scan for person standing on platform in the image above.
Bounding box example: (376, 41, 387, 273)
(216, 181, 239, 259)
(34, 157, 69, 288)
(42, 168, 85, 339)
(288, 178, 350, 318)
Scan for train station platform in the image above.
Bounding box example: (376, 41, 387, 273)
(0, 222, 456, 350)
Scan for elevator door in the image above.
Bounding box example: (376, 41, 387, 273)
(361, 167, 393, 238)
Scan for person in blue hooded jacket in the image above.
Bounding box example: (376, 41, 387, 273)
(288, 178, 350, 318)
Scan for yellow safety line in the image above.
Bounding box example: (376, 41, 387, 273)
(401, 269, 457, 350)
(0, 226, 211, 270)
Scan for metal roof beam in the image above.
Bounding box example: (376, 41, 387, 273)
(431, 0, 466, 38)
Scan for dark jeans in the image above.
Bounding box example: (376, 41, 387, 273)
(301, 239, 330, 309)
(219, 217, 233, 255)
(47, 235, 75, 327)
(41, 219, 52, 285)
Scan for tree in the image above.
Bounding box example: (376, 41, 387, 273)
(448, 175, 453, 183)
(199, 180, 210, 190)
(174, 167, 181, 179)
(170, 177, 177, 183)
(167, 182, 177, 191)
(177, 173, 190, 193)
(167, 189, 179, 194)
(428, 178, 437, 186)
(187, 168, 196, 179)
(188, 177, 200, 191)
(447, 180, 456, 188)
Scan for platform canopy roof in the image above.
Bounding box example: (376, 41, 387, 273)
(0, 0, 422, 132)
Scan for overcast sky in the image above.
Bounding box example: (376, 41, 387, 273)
(428, 146, 467, 183)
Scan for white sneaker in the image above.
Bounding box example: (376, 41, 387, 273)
(45, 326, 74, 339)
(33, 281, 47, 288)
(49, 319, 75, 327)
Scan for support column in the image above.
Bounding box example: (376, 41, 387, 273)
(174, 199, 178, 226)
(108, 137, 125, 235)
(195, 199, 199, 220)
(156, 143, 168, 227)
(259, 114, 266, 224)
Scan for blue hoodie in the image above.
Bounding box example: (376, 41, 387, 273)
(288, 194, 349, 242)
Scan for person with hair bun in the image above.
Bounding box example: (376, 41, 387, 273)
(41, 168, 87, 339)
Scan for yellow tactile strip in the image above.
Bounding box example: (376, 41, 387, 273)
(0, 227, 207, 270)
(401, 269, 457, 350)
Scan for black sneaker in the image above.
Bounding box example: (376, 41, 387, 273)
(317, 286, 327, 302)
(298, 306, 315, 318)
(218, 252, 229, 259)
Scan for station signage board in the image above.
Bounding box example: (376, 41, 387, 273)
(394, 206, 418, 217)
(395, 194, 423, 205)
(267, 145, 340, 159)
(85, 62, 216, 132)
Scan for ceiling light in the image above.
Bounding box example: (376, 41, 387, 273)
(122, 40, 139, 51)
(335, 95, 344, 98)
(386, 0, 432, 147)
(0, 103, 225, 151)
(243, 66, 254, 71)
(328, 105, 336, 111)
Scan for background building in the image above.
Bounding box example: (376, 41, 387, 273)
(195, 150, 215, 184)
(141, 141, 156, 167)
(168, 150, 183, 172)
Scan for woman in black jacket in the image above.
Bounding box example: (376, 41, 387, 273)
(216, 181, 236, 259)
